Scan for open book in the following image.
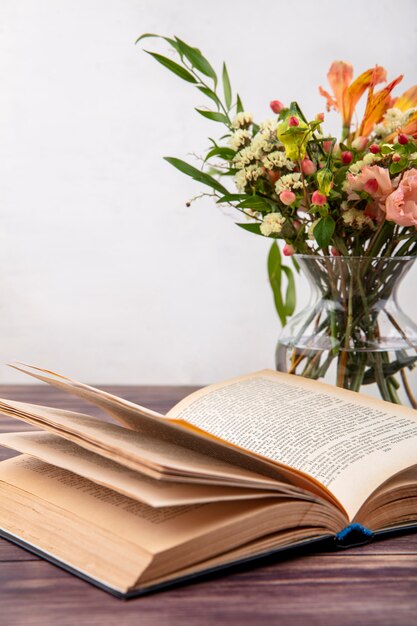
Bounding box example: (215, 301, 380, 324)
(0, 364, 416, 598)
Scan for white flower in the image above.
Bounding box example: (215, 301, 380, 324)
(259, 119, 278, 135)
(234, 165, 263, 191)
(342, 208, 373, 229)
(385, 108, 405, 123)
(348, 159, 364, 175)
(363, 153, 381, 165)
(262, 150, 295, 171)
(233, 146, 257, 169)
(374, 108, 403, 137)
(248, 119, 281, 157)
(250, 131, 275, 158)
(232, 111, 253, 129)
(275, 173, 303, 193)
(348, 153, 381, 176)
(260, 212, 285, 236)
(234, 169, 247, 192)
(374, 107, 417, 137)
(244, 164, 263, 182)
(229, 129, 250, 151)
(243, 208, 260, 219)
(308, 219, 319, 240)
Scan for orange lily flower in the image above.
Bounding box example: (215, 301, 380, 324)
(384, 111, 417, 142)
(398, 111, 417, 138)
(358, 74, 403, 137)
(392, 85, 417, 111)
(319, 61, 387, 136)
(376, 85, 417, 142)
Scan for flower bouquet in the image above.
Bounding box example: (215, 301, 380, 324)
(137, 34, 417, 405)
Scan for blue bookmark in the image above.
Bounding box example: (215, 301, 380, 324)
(335, 523, 373, 548)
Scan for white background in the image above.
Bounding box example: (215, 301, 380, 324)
(0, 0, 416, 384)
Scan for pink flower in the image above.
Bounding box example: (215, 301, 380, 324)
(323, 140, 334, 153)
(351, 136, 368, 151)
(301, 158, 317, 175)
(364, 202, 385, 223)
(397, 133, 409, 145)
(311, 190, 327, 206)
(384, 169, 417, 226)
(288, 116, 300, 127)
(280, 190, 296, 205)
(369, 144, 380, 154)
(270, 100, 284, 114)
(315, 112, 325, 122)
(346, 165, 393, 202)
(283, 243, 295, 256)
(266, 169, 280, 184)
(364, 178, 379, 194)
(341, 151, 353, 165)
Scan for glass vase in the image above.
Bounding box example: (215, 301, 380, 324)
(276, 255, 417, 406)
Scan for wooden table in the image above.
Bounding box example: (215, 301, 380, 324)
(0, 384, 416, 626)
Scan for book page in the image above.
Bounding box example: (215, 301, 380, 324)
(10, 363, 165, 428)
(168, 370, 417, 520)
(0, 455, 267, 553)
(0, 456, 342, 586)
(0, 480, 152, 593)
(0, 432, 286, 506)
(8, 365, 316, 491)
(0, 398, 280, 487)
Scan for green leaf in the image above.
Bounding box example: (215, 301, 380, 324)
(268, 242, 286, 326)
(144, 51, 197, 83)
(236, 223, 262, 235)
(333, 165, 349, 187)
(291, 255, 300, 273)
(281, 265, 296, 316)
(204, 146, 236, 162)
(389, 157, 408, 175)
(164, 157, 229, 195)
(219, 168, 238, 177)
(308, 120, 323, 134)
(289, 101, 309, 125)
(362, 355, 417, 385)
(217, 193, 247, 203)
(197, 86, 221, 108)
(136, 32, 158, 44)
(396, 141, 417, 156)
(135, 33, 182, 55)
(236, 94, 244, 114)
(237, 196, 271, 211)
(174, 37, 217, 84)
(222, 63, 232, 110)
(195, 109, 230, 124)
(380, 144, 393, 155)
(314, 216, 335, 249)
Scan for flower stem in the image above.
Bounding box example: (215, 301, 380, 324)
(400, 369, 417, 408)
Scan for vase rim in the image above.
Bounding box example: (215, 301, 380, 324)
(294, 254, 415, 261)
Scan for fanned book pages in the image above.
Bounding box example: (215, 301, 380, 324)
(0, 365, 417, 598)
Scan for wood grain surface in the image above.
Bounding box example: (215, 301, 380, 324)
(0, 384, 416, 626)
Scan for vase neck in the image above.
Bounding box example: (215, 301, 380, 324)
(297, 256, 415, 303)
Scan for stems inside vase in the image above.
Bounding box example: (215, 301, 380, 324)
(276, 256, 417, 406)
